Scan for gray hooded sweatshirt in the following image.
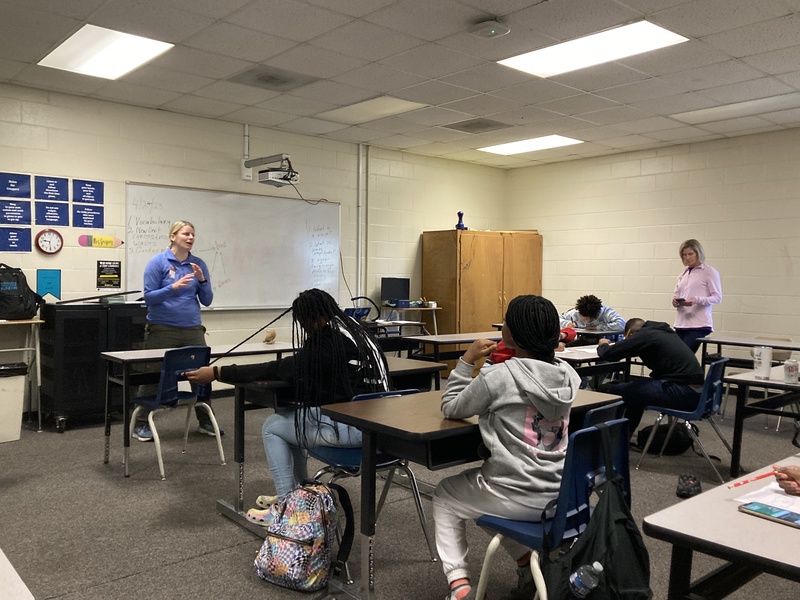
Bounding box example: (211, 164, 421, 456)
(442, 356, 581, 506)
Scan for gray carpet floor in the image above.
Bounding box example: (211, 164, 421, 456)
(0, 396, 798, 599)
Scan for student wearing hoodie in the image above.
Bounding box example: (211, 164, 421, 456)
(433, 295, 581, 600)
(596, 318, 704, 433)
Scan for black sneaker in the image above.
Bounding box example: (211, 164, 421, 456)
(676, 473, 702, 498)
(197, 422, 224, 436)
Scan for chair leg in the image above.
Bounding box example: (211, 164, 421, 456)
(196, 402, 226, 466)
(685, 421, 725, 485)
(529, 550, 548, 600)
(474, 533, 503, 600)
(720, 383, 730, 419)
(148, 411, 166, 481)
(706, 416, 733, 454)
(182, 401, 194, 453)
(636, 413, 665, 470)
(394, 462, 436, 561)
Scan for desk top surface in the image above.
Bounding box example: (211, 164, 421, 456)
(321, 388, 620, 439)
(0, 319, 44, 326)
(700, 334, 800, 350)
(101, 341, 294, 363)
(643, 453, 800, 577)
(404, 331, 502, 344)
(724, 365, 800, 388)
(384, 356, 446, 374)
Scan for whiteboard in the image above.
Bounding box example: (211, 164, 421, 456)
(125, 183, 340, 309)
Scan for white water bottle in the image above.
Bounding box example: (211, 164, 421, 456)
(568, 561, 603, 598)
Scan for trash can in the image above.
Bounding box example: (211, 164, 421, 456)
(0, 362, 27, 443)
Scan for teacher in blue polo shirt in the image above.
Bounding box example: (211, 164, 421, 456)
(133, 220, 217, 442)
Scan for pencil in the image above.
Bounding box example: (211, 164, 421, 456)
(727, 470, 774, 489)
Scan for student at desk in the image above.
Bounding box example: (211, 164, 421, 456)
(432, 295, 581, 600)
(559, 294, 625, 345)
(596, 318, 704, 433)
(184, 289, 390, 525)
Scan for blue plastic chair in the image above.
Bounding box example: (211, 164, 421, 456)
(581, 399, 626, 429)
(309, 388, 437, 581)
(637, 358, 731, 484)
(472, 419, 631, 600)
(129, 346, 224, 480)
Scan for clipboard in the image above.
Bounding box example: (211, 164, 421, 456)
(738, 501, 800, 529)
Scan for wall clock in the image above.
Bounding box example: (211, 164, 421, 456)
(35, 228, 64, 255)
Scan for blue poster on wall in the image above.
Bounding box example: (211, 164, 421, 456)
(72, 204, 104, 229)
(0, 200, 32, 225)
(34, 176, 69, 201)
(35, 201, 70, 226)
(37, 269, 61, 300)
(0, 173, 31, 198)
(0, 227, 32, 252)
(73, 179, 104, 204)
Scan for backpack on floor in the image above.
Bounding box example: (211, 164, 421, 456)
(254, 481, 353, 592)
(635, 423, 697, 455)
(0, 263, 44, 320)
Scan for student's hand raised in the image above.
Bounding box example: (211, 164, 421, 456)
(462, 339, 498, 365)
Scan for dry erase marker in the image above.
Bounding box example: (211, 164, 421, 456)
(78, 235, 124, 248)
(727, 470, 774, 489)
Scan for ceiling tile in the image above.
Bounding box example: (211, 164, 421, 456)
(616, 40, 730, 77)
(398, 106, 474, 126)
(441, 93, 520, 117)
(658, 60, 764, 93)
(379, 44, 484, 79)
(392, 80, 479, 105)
(490, 105, 563, 126)
(509, 0, 640, 42)
(332, 64, 426, 93)
(702, 12, 800, 57)
(157, 0, 252, 20)
(193, 80, 280, 105)
(224, 0, 352, 43)
(698, 77, 795, 104)
(369, 132, 432, 149)
(651, 0, 792, 38)
(322, 126, 387, 143)
(220, 106, 297, 128)
(12, 64, 107, 95)
(537, 93, 620, 116)
(0, 4, 80, 62)
(182, 22, 296, 63)
(289, 80, 375, 106)
(630, 91, 721, 114)
(310, 21, 423, 61)
(89, 0, 215, 43)
(161, 94, 246, 117)
(579, 105, 655, 126)
(613, 116, 685, 134)
(257, 94, 337, 116)
(276, 116, 350, 135)
(742, 44, 800, 76)
(697, 115, 777, 133)
(152, 46, 255, 79)
(265, 44, 367, 79)
(760, 106, 800, 125)
(0, 0, 107, 20)
(551, 63, 649, 92)
(93, 81, 183, 106)
(439, 63, 532, 93)
(364, 0, 484, 42)
(0, 57, 27, 80)
(492, 77, 581, 104)
(305, 0, 396, 18)
(122, 66, 214, 94)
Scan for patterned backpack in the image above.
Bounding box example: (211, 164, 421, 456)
(254, 481, 353, 592)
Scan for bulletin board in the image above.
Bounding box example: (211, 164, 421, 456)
(125, 183, 340, 309)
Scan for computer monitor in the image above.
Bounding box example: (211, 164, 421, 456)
(380, 277, 410, 303)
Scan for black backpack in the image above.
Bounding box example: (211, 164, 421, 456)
(540, 424, 652, 600)
(636, 422, 697, 455)
(0, 263, 45, 320)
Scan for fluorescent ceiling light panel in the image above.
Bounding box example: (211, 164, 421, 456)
(38, 24, 173, 80)
(479, 135, 583, 155)
(317, 96, 428, 125)
(498, 21, 688, 77)
(672, 93, 800, 124)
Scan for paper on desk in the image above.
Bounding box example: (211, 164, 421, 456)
(735, 481, 800, 511)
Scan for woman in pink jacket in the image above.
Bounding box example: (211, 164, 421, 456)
(672, 239, 722, 352)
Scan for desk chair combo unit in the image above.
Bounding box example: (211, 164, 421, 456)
(637, 358, 731, 484)
(309, 389, 437, 583)
(471, 418, 632, 600)
(128, 346, 225, 480)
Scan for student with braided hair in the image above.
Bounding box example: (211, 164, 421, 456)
(185, 288, 389, 525)
(432, 295, 581, 600)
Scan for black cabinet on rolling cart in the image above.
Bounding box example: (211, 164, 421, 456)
(40, 302, 147, 432)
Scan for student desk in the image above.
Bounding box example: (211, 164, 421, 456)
(215, 356, 448, 535)
(101, 341, 294, 477)
(724, 365, 800, 477)
(0, 318, 43, 431)
(321, 388, 622, 600)
(557, 345, 630, 384)
(643, 453, 800, 600)
(699, 334, 800, 369)
(404, 331, 502, 363)
(381, 306, 441, 335)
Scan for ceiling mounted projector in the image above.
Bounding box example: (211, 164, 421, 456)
(469, 20, 510, 38)
(243, 153, 300, 187)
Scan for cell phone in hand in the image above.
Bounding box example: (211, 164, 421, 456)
(676, 298, 685, 303)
